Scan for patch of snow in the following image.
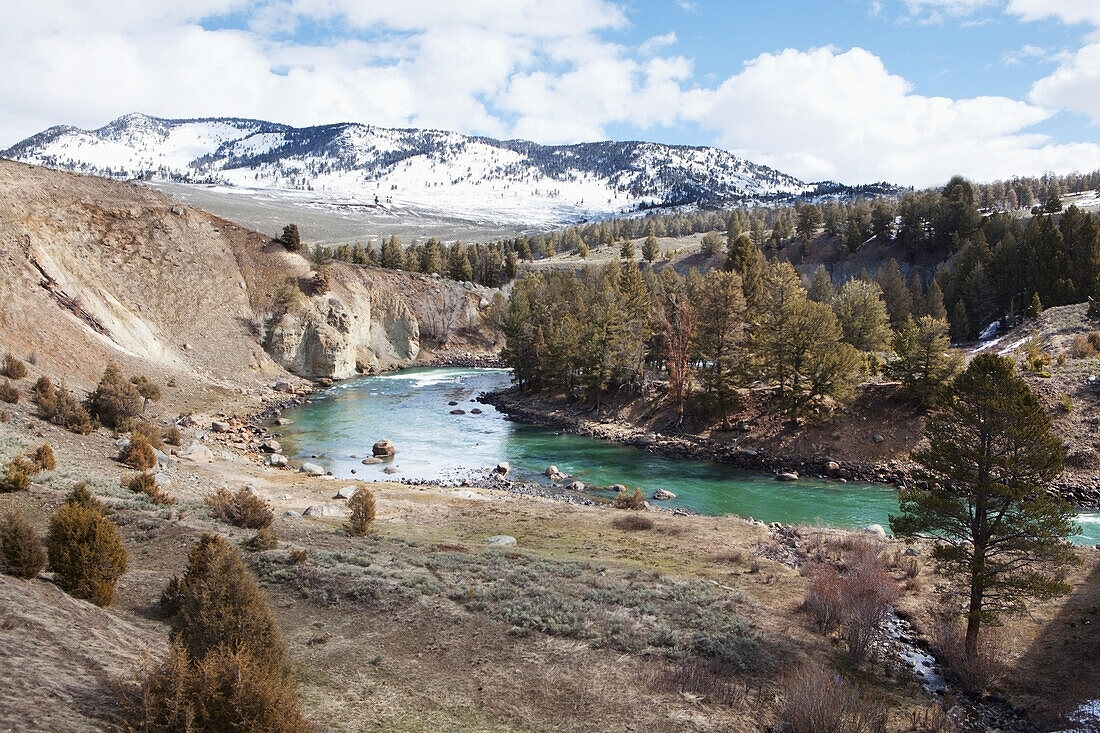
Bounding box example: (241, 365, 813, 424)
(1051, 699, 1100, 733)
(979, 321, 1000, 340)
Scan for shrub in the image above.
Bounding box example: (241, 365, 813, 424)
(163, 425, 183, 447)
(33, 377, 95, 434)
(1, 354, 27, 380)
(0, 410, 7, 423)
(803, 544, 900, 664)
(47, 502, 128, 606)
(66, 482, 106, 513)
(125, 472, 174, 505)
(345, 488, 376, 536)
(206, 488, 274, 529)
(290, 547, 309, 564)
(611, 514, 654, 531)
(0, 456, 36, 493)
(1070, 334, 1097, 359)
(32, 443, 56, 472)
(119, 434, 157, 470)
(1059, 393, 1075, 413)
(0, 379, 18, 404)
(129, 375, 161, 407)
(614, 488, 646, 510)
(1021, 335, 1052, 376)
(132, 420, 165, 452)
(165, 534, 288, 674)
(244, 527, 279, 552)
(116, 642, 312, 733)
(781, 665, 887, 733)
(0, 510, 46, 579)
(930, 618, 1005, 694)
(87, 362, 143, 430)
(310, 266, 333, 295)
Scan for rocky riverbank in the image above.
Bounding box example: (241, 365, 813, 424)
(481, 386, 1100, 509)
(480, 386, 915, 488)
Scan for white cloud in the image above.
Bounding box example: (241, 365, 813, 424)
(684, 46, 1100, 186)
(2, 0, 1099, 189)
(901, 0, 995, 23)
(1005, 0, 1100, 27)
(639, 32, 677, 56)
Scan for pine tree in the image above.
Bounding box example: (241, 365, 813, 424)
(619, 239, 635, 260)
(884, 316, 961, 405)
(890, 354, 1078, 657)
(807, 265, 835, 303)
(725, 233, 765, 306)
(875, 259, 912, 326)
(832, 279, 892, 353)
(691, 270, 746, 426)
(642, 233, 660, 262)
(949, 300, 970, 342)
(281, 224, 301, 251)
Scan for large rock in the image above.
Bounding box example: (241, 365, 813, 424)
(565, 480, 586, 492)
(304, 504, 345, 518)
(486, 535, 516, 546)
(210, 420, 231, 433)
(177, 443, 214, 464)
(775, 472, 799, 482)
(863, 524, 888, 539)
(299, 462, 325, 476)
(360, 456, 383, 465)
(653, 488, 676, 500)
(382, 467, 398, 475)
(267, 453, 288, 467)
(372, 439, 396, 457)
(334, 486, 358, 500)
(494, 462, 511, 477)
(260, 439, 282, 453)
(544, 465, 567, 481)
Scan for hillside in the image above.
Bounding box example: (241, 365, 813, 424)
(1, 113, 899, 230)
(0, 159, 499, 399)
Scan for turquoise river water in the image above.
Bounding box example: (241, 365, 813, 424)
(273, 367, 1100, 545)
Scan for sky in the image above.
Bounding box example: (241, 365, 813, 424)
(4, 0, 1100, 187)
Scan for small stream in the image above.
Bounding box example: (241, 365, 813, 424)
(271, 367, 1100, 544)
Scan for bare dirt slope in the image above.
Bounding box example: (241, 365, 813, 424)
(0, 574, 164, 732)
(0, 159, 500, 407)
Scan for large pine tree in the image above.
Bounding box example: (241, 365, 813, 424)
(890, 354, 1078, 657)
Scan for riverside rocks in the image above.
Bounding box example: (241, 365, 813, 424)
(299, 462, 325, 476)
(653, 488, 676, 500)
(372, 439, 395, 457)
(544, 465, 567, 481)
(775, 472, 798, 482)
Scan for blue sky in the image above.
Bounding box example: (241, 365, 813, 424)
(4, 0, 1100, 186)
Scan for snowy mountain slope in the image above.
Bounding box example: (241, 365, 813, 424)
(2, 113, 886, 228)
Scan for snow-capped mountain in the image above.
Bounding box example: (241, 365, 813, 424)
(2, 113, 889, 228)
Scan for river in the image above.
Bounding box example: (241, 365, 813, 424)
(271, 367, 1100, 545)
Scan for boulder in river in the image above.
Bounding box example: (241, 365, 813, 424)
(653, 488, 676, 500)
(775, 472, 799, 482)
(608, 484, 628, 493)
(299, 462, 325, 476)
(566, 480, 586, 492)
(545, 465, 567, 481)
(450, 409, 466, 415)
(372, 439, 396, 457)
(382, 467, 398, 475)
(361, 456, 383, 465)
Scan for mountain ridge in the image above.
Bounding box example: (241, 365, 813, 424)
(2, 113, 901, 228)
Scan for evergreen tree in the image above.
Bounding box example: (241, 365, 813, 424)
(890, 354, 1078, 657)
(924, 279, 948, 320)
(642, 233, 660, 262)
(281, 224, 301, 251)
(795, 204, 822, 244)
(949, 300, 970, 342)
(752, 262, 861, 418)
(691, 270, 746, 426)
(832, 279, 892, 353)
(619, 239, 635, 260)
(875, 259, 912, 326)
(699, 231, 724, 258)
(725, 233, 765, 305)
(807, 265, 835, 304)
(380, 235, 403, 270)
(884, 316, 961, 405)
